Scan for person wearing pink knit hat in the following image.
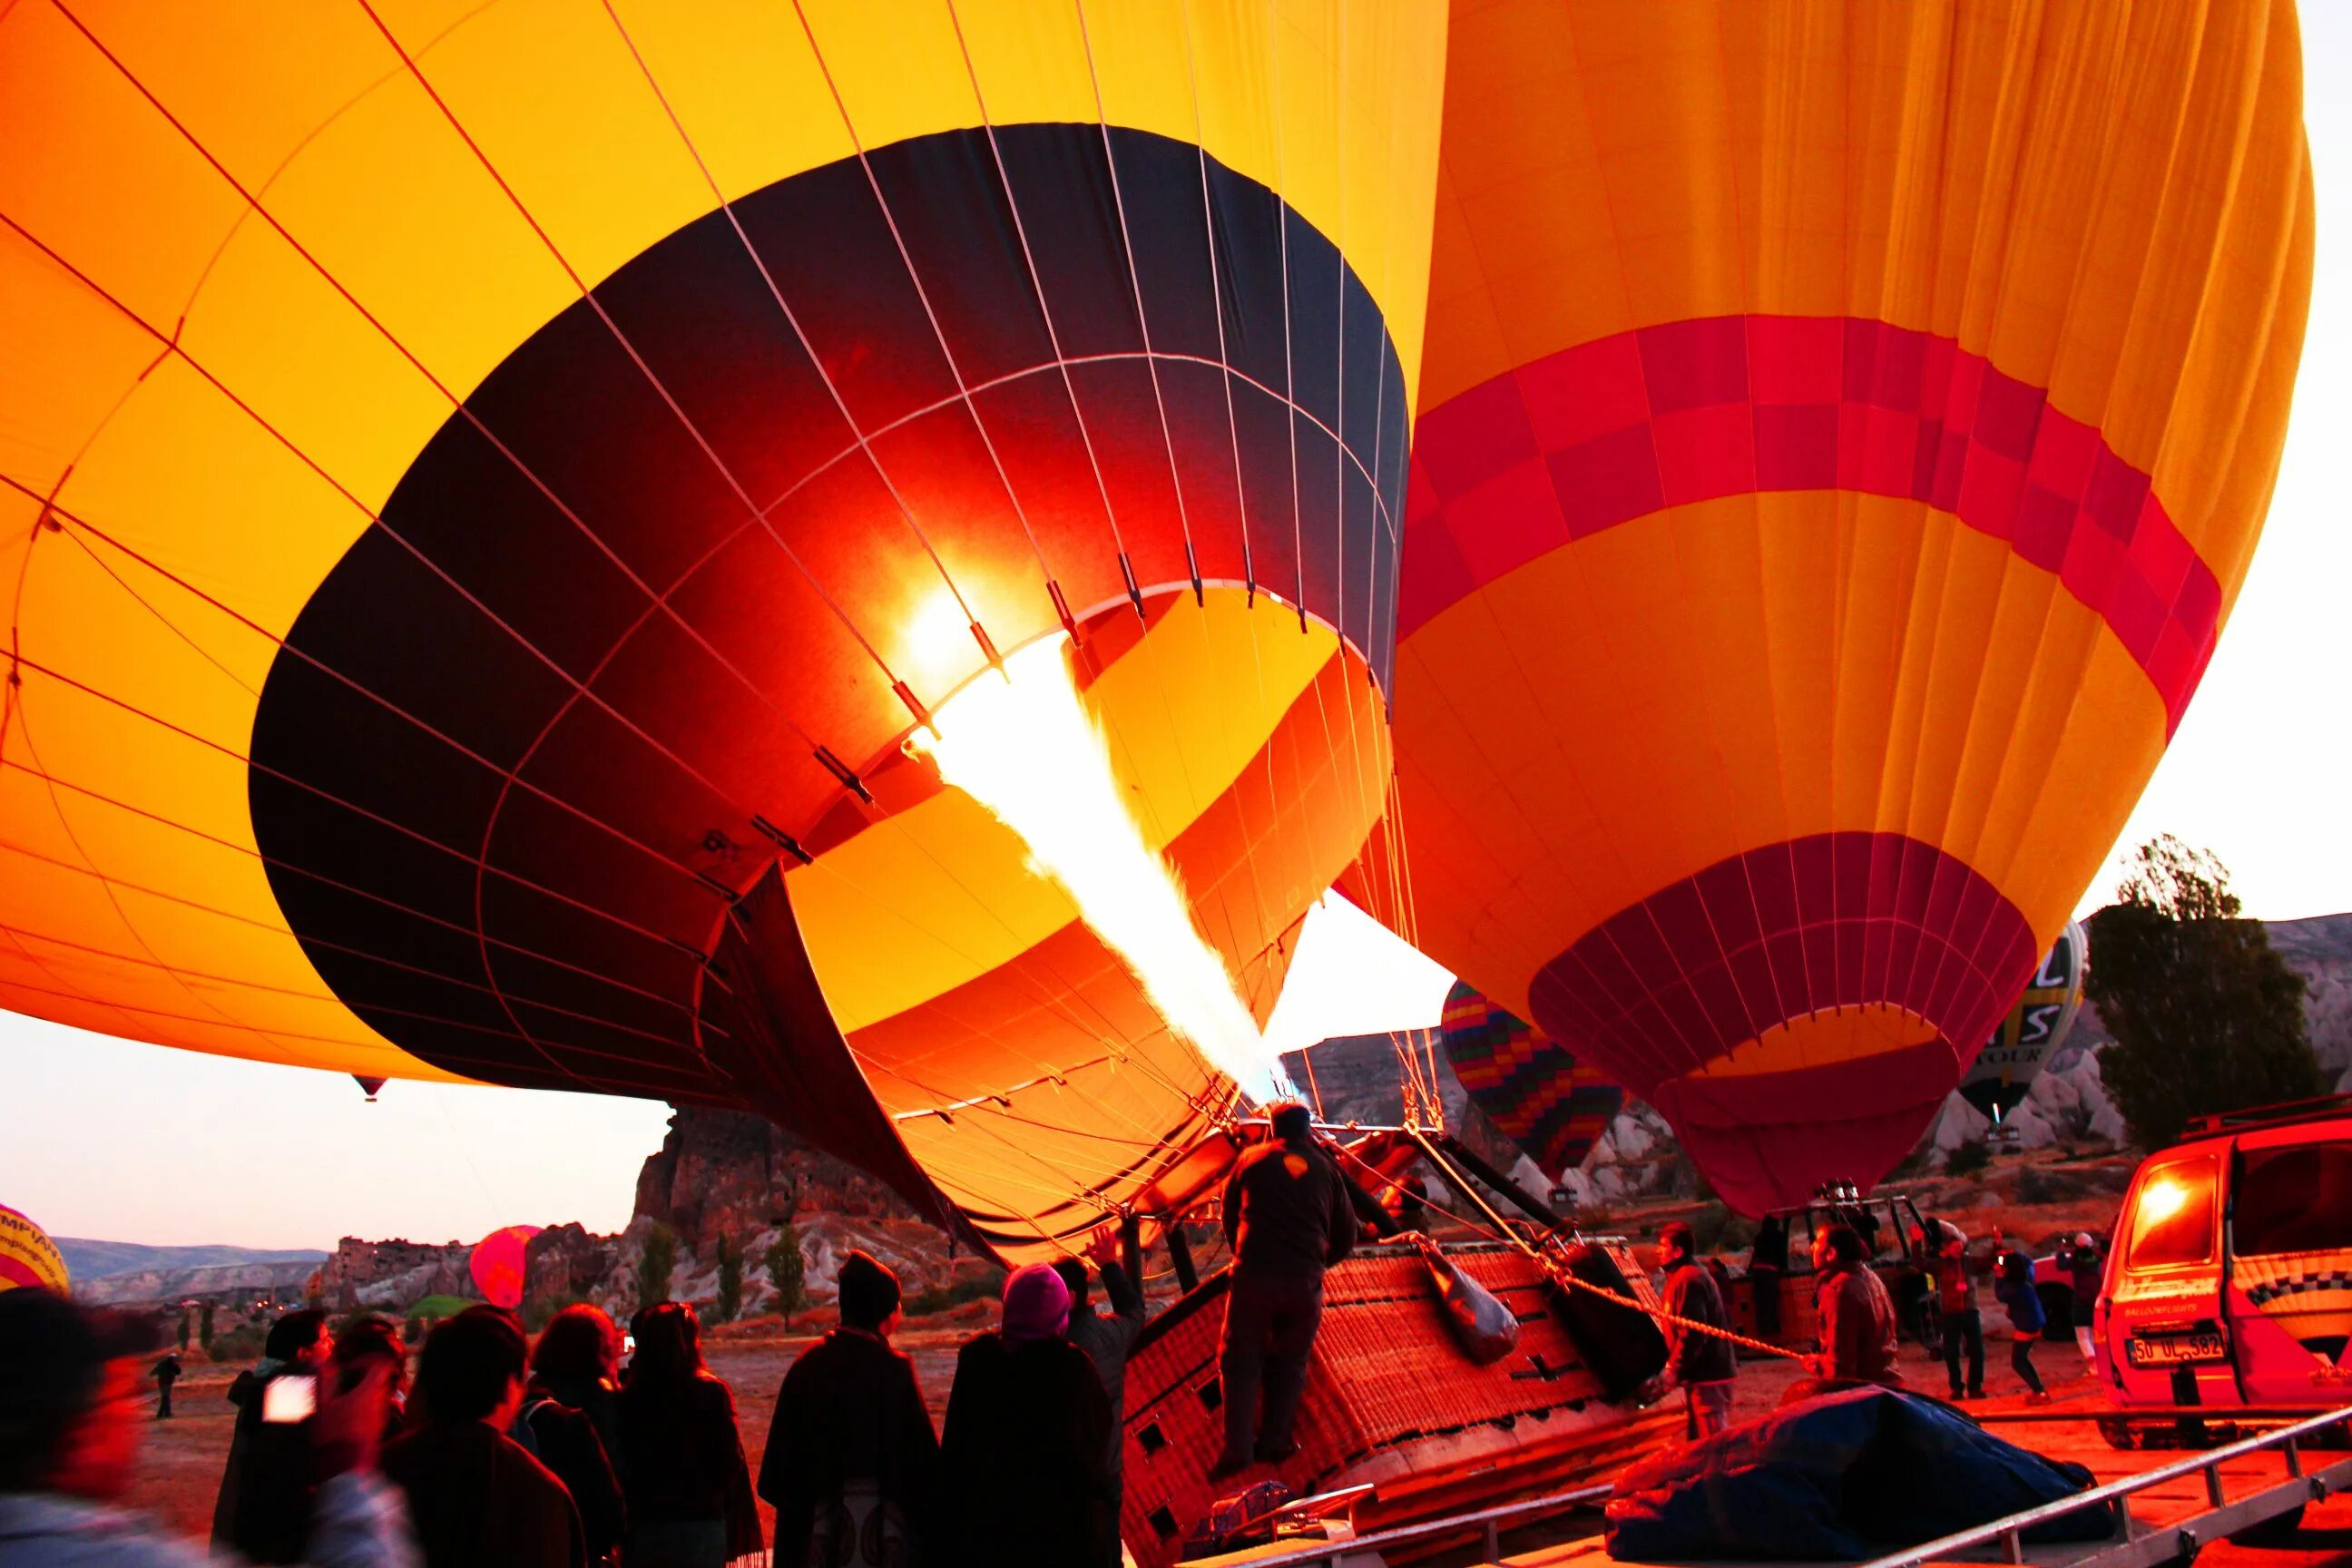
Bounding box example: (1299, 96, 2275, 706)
(941, 1262, 1117, 1567)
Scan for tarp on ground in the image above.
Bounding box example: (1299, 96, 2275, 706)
(1605, 1387, 2119, 1561)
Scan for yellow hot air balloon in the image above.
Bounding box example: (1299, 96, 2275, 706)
(0, 2, 1444, 1260)
(0, 1204, 70, 1294)
(1347, 0, 2311, 1214)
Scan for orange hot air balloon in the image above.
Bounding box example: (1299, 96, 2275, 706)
(470, 1224, 543, 1311)
(1, 1205, 70, 1294)
(1348, 2, 2312, 1213)
(0, 4, 1443, 1261)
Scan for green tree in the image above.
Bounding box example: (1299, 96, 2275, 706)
(713, 1232, 742, 1324)
(2084, 836, 2323, 1149)
(177, 1311, 191, 1351)
(763, 1227, 806, 1318)
(636, 1224, 677, 1310)
(199, 1302, 214, 1351)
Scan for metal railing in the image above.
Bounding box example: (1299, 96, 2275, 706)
(1859, 1403, 2352, 1568)
(1214, 1479, 1612, 1568)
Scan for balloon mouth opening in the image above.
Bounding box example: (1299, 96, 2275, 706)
(907, 621, 1293, 1102)
(1687, 1002, 1943, 1081)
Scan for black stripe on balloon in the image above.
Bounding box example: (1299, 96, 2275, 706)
(250, 123, 1403, 1096)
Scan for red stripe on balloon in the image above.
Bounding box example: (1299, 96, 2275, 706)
(1401, 316, 2222, 731)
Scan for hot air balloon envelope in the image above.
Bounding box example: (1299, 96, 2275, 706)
(469, 1224, 543, 1311)
(0, 1204, 70, 1295)
(1438, 981, 1623, 1181)
(1348, 0, 2311, 1214)
(1960, 921, 2088, 1122)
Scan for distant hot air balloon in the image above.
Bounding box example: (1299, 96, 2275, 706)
(1961, 921, 2089, 1124)
(0, 5, 1444, 1261)
(351, 1076, 387, 1103)
(1348, 1, 2312, 1213)
(469, 1225, 543, 1311)
(0, 1204, 69, 1295)
(1438, 981, 1623, 1180)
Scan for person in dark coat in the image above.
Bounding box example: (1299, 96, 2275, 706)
(941, 1263, 1116, 1568)
(150, 1351, 181, 1419)
(1055, 1231, 1149, 1566)
(1657, 1221, 1737, 1438)
(1782, 1224, 1902, 1406)
(212, 1307, 335, 1563)
(759, 1251, 940, 1567)
(529, 1305, 623, 1476)
(521, 1306, 627, 1567)
(1210, 1101, 1357, 1478)
(1992, 1248, 2051, 1403)
(615, 1301, 761, 1568)
(381, 1306, 584, 1568)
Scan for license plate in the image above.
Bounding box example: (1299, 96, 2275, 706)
(2128, 1331, 2227, 1367)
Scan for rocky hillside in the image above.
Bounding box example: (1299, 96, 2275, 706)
(299, 1107, 985, 1323)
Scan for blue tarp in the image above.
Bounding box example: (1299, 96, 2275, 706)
(1605, 1388, 2120, 1561)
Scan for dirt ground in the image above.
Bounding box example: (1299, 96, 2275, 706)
(123, 1323, 2352, 1563)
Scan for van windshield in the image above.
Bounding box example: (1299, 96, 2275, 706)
(2236, 1142, 2352, 1257)
(2126, 1153, 2218, 1269)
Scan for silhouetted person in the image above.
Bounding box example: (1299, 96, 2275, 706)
(1055, 1231, 1149, 1566)
(519, 1307, 626, 1567)
(1, 1287, 412, 1566)
(2063, 1231, 2104, 1358)
(151, 1350, 181, 1419)
(1210, 1101, 1356, 1478)
(1748, 1216, 1788, 1337)
(615, 1302, 760, 1568)
(759, 1251, 940, 1567)
(382, 1306, 583, 1568)
(942, 1264, 1116, 1568)
(1657, 1221, 1736, 1438)
(215, 1307, 335, 1562)
(1993, 1249, 2051, 1404)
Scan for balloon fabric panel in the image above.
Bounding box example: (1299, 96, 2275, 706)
(1355, 0, 2310, 1214)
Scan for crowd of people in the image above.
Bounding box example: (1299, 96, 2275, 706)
(0, 1119, 2118, 1564)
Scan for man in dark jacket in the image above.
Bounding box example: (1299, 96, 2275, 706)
(151, 1351, 181, 1419)
(1056, 1230, 1149, 1566)
(1210, 1102, 1357, 1479)
(382, 1307, 583, 1568)
(759, 1251, 940, 1566)
(1809, 1223, 1902, 1390)
(214, 1308, 335, 1563)
(1658, 1222, 1737, 1438)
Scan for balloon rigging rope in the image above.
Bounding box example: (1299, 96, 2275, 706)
(1326, 1139, 1808, 1364)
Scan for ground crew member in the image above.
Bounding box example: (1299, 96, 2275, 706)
(1210, 1102, 1355, 1480)
(1913, 1217, 1984, 1401)
(1657, 1222, 1737, 1438)
(1808, 1223, 1901, 1391)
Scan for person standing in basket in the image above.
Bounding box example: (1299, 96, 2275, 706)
(1209, 1102, 1357, 1480)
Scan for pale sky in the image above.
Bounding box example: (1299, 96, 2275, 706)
(4, 13, 2347, 1252)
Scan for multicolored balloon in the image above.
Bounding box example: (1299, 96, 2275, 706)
(0, 1204, 69, 1295)
(469, 1225, 543, 1311)
(1960, 921, 2089, 1122)
(1348, 0, 2311, 1214)
(1439, 982, 1624, 1180)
